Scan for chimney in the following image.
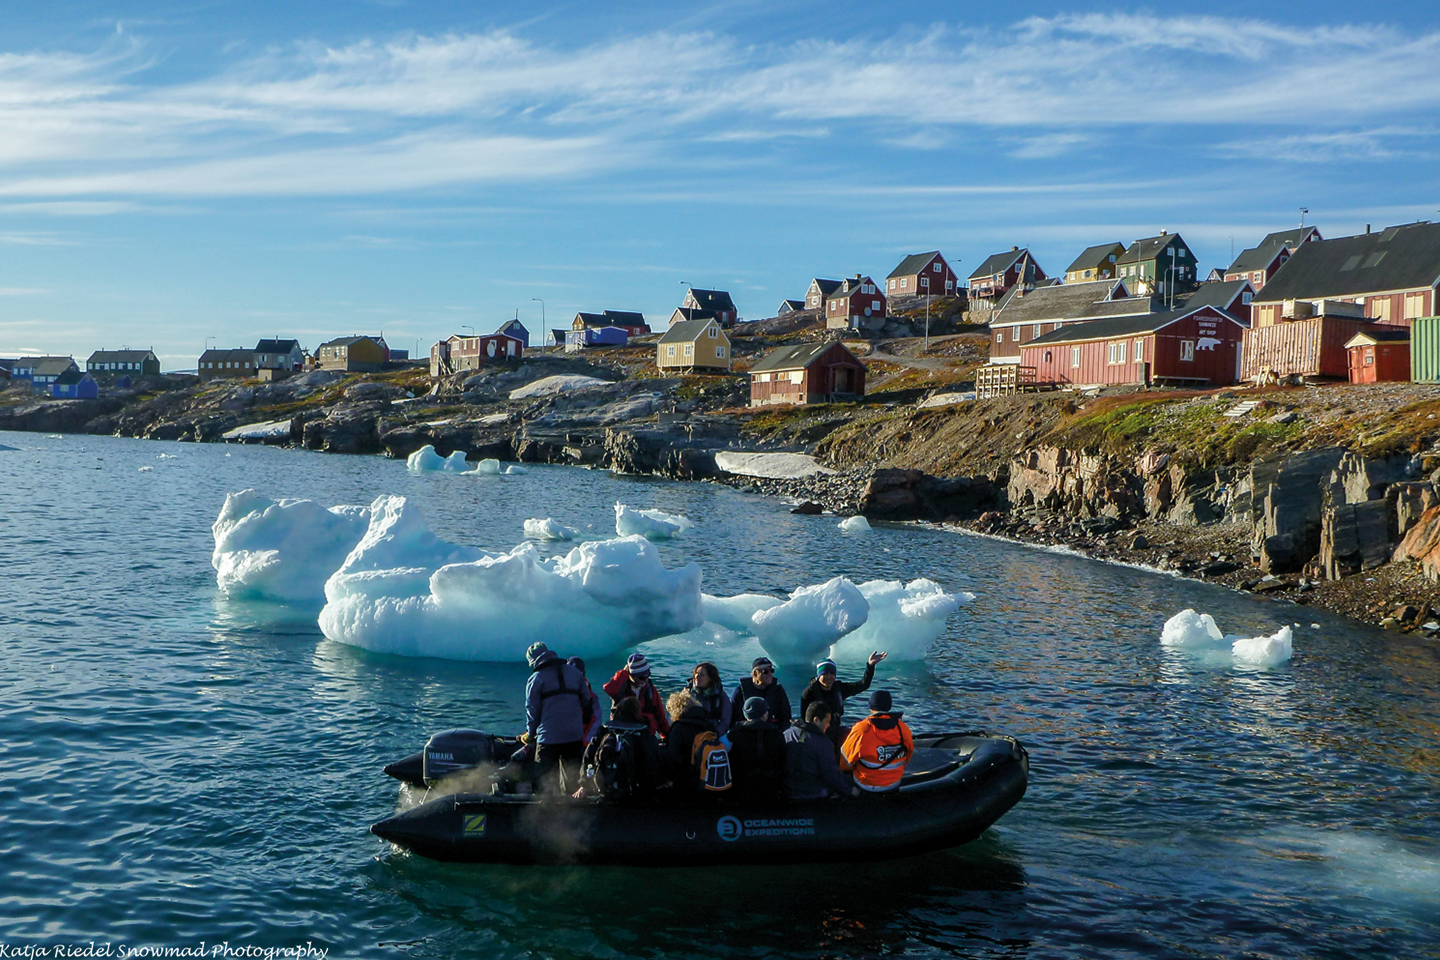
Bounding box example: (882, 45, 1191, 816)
(1011, 245, 1019, 251)
(1160, 229, 1168, 236)
(1366, 224, 1371, 234)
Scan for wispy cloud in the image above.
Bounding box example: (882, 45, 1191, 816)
(0, 231, 75, 244)
(1, 16, 1439, 199)
(0, 287, 49, 295)
(1215, 126, 1438, 163)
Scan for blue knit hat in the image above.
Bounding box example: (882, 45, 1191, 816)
(816, 659, 837, 676)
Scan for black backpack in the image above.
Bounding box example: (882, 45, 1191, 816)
(588, 723, 643, 799)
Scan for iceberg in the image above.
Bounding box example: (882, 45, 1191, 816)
(211, 489, 370, 601)
(750, 577, 870, 666)
(615, 503, 693, 540)
(701, 592, 785, 633)
(1232, 625, 1294, 666)
(1161, 609, 1294, 666)
(319, 501, 703, 661)
(406, 445, 473, 473)
(474, 458, 503, 475)
(832, 579, 972, 661)
(1160, 609, 1227, 648)
(838, 516, 871, 532)
(524, 518, 579, 541)
(505, 465, 527, 475)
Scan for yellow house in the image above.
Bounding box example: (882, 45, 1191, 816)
(657, 317, 731, 373)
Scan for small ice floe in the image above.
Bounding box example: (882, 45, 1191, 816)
(137, 466, 153, 472)
(615, 503, 693, 540)
(838, 515, 871, 532)
(46, 435, 62, 440)
(221, 420, 291, 441)
(1161, 609, 1294, 666)
(157, 453, 178, 460)
(474, 458, 503, 475)
(0, 443, 18, 451)
(504, 464, 527, 475)
(406, 445, 472, 472)
(524, 518, 578, 541)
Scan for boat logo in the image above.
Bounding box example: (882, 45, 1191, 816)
(717, 815, 815, 841)
(463, 814, 487, 836)
(716, 816, 742, 842)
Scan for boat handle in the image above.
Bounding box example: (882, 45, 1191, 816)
(686, 831, 696, 840)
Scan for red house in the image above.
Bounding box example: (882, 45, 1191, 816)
(885, 251, 958, 300)
(750, 341, 866, 406)
(967, 247, 1047, 301)
(1020, 305, 1245, 388)
(1176, 278, 1255, 326)
(1345, 329, 1411, 383)
(430, 333, 523, 377)
(1224, 226, 1321, 292)
(825, 275, 886, 330)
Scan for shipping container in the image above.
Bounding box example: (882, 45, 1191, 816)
(1240, 317, 1374, 380)
(1412, 317, 1440, 383)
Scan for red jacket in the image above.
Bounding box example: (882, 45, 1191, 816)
(602, 668, 671, 738)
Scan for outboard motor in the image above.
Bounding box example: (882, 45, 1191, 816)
(423, 729, 496, 784)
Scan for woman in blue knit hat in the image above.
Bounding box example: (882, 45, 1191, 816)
(799, 650, 887, 754)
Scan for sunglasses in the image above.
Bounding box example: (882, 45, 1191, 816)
(756, 667, 774, 675)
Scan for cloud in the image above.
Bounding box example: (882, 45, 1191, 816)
(0, 231, 75, 245)
(0, 16, 1438, 200)
(1214, 126, 1438, 163)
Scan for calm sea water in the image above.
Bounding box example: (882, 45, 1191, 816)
(1, 429, 1437, 960)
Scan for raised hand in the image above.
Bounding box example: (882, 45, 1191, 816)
(868, 651, 888, 666)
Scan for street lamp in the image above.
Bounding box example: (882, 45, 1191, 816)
(532, 298, 544, 351)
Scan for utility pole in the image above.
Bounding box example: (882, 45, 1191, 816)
(532, 298, 545, 352)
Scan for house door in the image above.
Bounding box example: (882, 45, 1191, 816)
(833, 367, 853, 393)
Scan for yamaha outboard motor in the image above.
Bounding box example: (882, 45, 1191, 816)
(423, 729, 496, 784)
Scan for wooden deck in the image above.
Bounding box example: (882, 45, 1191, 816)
(975, 364, 1038, 399)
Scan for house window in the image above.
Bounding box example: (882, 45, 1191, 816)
(1012, 329, 1020, 341)
(708, 327, 717, 338)
(1071, 347, 1081, 368)
(898, 279, 905, 289)
(684, 344, 693, 355)
(666, 345, 676, 358)
(1180, 340, 1195, 361)
(1365, 352, 1374, 366)
(872, 300, 881, 310)
(1033, 324, 1042, 338)
(1134, 339, 1144, 361)
(1043, 351, 1052, 363)
(1373, 298, 1392, 322)
(996, 333, 1003, 344)
(933, 262, 941, 272)
(1405, 292, 1426, 319)
(716, 347, 725, 358)
(1107, 342, 1127, 365)
(1242, 292, 1253, 305)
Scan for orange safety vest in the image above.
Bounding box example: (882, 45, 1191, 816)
(841, 713, 913, 791)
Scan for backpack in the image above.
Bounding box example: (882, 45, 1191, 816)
(691, 731, 733, 793)
(588, 727, 639, 799)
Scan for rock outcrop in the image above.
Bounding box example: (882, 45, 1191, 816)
(860, 468, 1000, 521)
(1393, 506, 1440, 581)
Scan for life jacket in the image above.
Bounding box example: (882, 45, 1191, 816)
(842, 712, 912, 792)
(587, 724, 642, 799)
(537, 661, 594, 731)
(691, 730, 733, 793)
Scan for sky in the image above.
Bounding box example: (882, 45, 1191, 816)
(3, 1, 1440, 370)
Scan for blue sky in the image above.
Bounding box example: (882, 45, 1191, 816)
(3, 1, 1440, 369)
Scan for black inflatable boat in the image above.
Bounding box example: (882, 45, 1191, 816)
(372, 730, 1028, 865)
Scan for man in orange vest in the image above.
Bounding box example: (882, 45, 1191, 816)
(841, 690, 913, 793)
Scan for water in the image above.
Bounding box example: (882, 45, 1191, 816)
(1, 430, 1437, 959)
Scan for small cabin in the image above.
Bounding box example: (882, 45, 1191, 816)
(750, 341, 865, 406)
(1345, 329, 1411, 383)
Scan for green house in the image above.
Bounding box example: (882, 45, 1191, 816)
(1116, 231, 1198, 303)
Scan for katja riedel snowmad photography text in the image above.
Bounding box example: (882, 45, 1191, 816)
(2, 1, 1439, 958)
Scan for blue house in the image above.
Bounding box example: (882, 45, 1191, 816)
(565, 327, 628, 352)
(496, 318, 530, 348)
(51, 369, 98, 399)
(22, 356, 80, 393)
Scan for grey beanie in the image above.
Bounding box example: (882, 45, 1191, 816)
(743, 696, 769, 720)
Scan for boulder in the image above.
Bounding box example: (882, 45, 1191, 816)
(792, 501, 824, 515)
(1319, 499, 1394, 580)
(344, 381, 406, 402)
(1393, 506, 1440, 581)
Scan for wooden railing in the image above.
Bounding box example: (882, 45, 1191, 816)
(975, 364, 1037, 399)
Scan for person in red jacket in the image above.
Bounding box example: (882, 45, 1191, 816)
(841, 690, 913, 793)
(602, 653, 671, 738)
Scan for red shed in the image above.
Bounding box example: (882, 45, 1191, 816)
(1345, 328, 1411, 383)
(750, 341, 866, 406)
(1019, 305, 1245, 388)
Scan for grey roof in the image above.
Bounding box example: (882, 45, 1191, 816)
(1227, 243, 1289, 274)
(659, 318, 722, 344)
(200, 348, 256, 362)
(686, 289, 736, 313)
(809, 278, 842, 298)
(1254, 222, 1440, 303)
(318, 336, 379, 347)
(827, 276, 877, 300)
(33, 357, 78, 376)
(779, 299, 806, 311)
(1025, 306, 1236, 347)
(887, 251, 943, 279)
(1258, 226, 1320, 249)
(54, 369, 86, 386)
(88, 349, 156, 363)
(1346, 328, 1411, 346)
(991, 280, 1153, 327)
(1117, 233, 1186, 265)
(1177, 279, 1253, 313)
(574, 312, 612, 328)
(253, 339, 300, 354)
(671, 306, 718, 323)
(602, 310, 647, 326)
(496, 319, 527, 333)
(969, 249, 1027, 280)
(1064, 243, 1124, 275)
(750, 341, 856, 374)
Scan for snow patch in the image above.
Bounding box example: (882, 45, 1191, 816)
(615, 503, 693, 539)
(751, 577, 870, 666)
(509, 375, 610, 399)
(318, 501, 703, 661)
(917, 391, 976, 409)
(222, 419, 292, 441)
(833, 579, 972, 661)
(524, 518, 578, 541)
(713, 451, 835, 479)
(406, 445, 472, 472)
(211, 489, 369, 601)
(838, 515, 871, 532)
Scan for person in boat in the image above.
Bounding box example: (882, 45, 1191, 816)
(800, 652, 887, 755)
(568, 656, 604, 745)
(726, 697, 788, 802)
(662, 691, 731, 799)
(684, 661, 732, 737)
(841, 690, 913, 794)
(573, 696, 664, 800)
(729, 656, 791, 728)
(523, 642, 591, 793)
(602, 653, 670, 739)
(785, 702, 860, 799)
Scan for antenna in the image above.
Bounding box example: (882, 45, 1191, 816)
(1299, 207, 1308, 227)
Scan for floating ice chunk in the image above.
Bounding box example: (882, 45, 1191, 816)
(701, 592, 784, 633)
(0, 443, 17, 451)
(474, 458, 503, 475)
(1231, 625, 1294, 666)
(509, 375, 610, 400)
(504, 464, 527, 475)
(832, 579, 972, 661)
(157, 453, 178, 460)
(320, 522, 703, 661)
(46, 435, 62, 440)
(211, 489, 370, 601)
(524, 518, 579, 541)
(406, 445, 472, 472)
(615, 503, 693, 539)
(751, 577, 869, 666)
(138, 466, 153, 472)
(1160, 609, 1227, 648)
(838, 516, 871, 532)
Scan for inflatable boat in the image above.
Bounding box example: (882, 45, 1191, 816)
(372, 730, 1028, 865)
